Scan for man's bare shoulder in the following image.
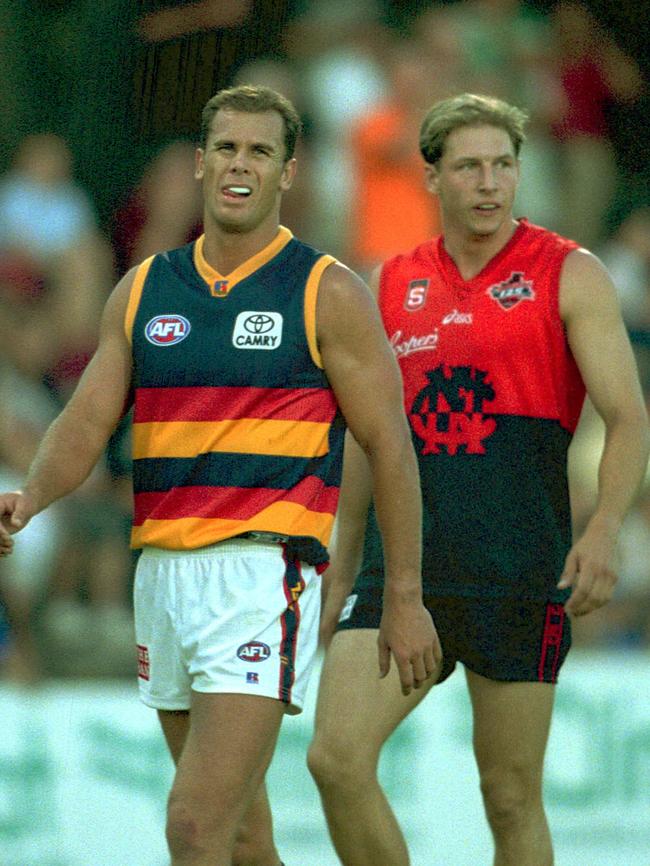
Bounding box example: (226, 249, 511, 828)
(318, 260, 373, 302)
(101, 265, 142, 335)
(315, 261, 378, 338)
(111, 265, 140, 306)
(559, 247, 618, 320)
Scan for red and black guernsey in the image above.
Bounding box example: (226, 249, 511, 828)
(125, 226, 345, 567)
(357, 219, 584, 600)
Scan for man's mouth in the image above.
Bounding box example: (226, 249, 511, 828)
(223, 185, 252, 199)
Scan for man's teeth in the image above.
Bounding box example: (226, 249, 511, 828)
(477, 204, 497, 210)
(226, 186, 252, 195)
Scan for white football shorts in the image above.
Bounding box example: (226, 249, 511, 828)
(133, 538, 321, 714)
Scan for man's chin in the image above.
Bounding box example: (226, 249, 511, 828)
(469, 224, 498, 240)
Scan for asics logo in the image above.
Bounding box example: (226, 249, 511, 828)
(442, 309, 472, 325)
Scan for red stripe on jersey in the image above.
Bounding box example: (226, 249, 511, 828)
(133, 476, 339, 525)
(133, 385, 338, 424)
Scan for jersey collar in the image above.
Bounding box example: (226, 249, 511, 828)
(193, 226, 293, 297)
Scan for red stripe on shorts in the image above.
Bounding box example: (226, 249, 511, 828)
(278, 550, 305, 705)
(538, 603, 565, 683)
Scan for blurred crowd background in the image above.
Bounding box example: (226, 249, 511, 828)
(0, 0, 649, 684)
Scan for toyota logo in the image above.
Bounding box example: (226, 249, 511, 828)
(244, 314, 275, 334)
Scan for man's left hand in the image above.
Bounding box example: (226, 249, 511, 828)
(557, 524, 619, 616)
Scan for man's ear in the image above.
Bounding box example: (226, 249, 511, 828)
(424, 163, 439, 196)
(280, 157, 297, 192)
(195, 148, 205, 180)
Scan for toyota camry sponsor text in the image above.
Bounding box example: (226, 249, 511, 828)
(232, 311, 283, 349)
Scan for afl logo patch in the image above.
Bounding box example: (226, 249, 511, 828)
(145, 314, 191, 345)
(232, 311, 283, 349)
(237, 641, 271, 663)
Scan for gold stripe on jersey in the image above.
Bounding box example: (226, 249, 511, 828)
(132, 418, 331, 460)
(304, 254, 336, 370)
(124, 255, 155, 344)
(131, 501, 336, 550)
(194, 226, 294, 296)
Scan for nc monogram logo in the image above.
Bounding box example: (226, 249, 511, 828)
(410, 365, 497, 455)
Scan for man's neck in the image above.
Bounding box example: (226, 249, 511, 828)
(201, 222, 281, 275)
(443, 219, 519, 281)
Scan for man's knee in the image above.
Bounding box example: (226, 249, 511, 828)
(479, 766, 543, 831)
(166, 798, 208, 859)
(232, 839, 276, 866)
(232, 823, 277, 866)
(166, 787, 238, 859)
(307, 736, 372, 794)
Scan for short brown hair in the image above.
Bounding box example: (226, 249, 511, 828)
(420, 93, 528, 165)
(199, 85, 302, 160)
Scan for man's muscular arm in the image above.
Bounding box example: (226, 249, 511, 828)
(558, 249, 650, 615)
(317, 261, 441, 694)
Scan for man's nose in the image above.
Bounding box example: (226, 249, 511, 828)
(227, 148, 250, 172)
(478, 164, 497, 191)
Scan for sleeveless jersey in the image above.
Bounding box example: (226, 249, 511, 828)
(357, 219, 584, 600)
(126, 227, 345, 567)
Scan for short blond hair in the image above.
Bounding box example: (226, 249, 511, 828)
(420, 93, 528, 165)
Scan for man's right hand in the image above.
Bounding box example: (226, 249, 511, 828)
(378, 594, 442, 696)
(0, 491, 34, 555)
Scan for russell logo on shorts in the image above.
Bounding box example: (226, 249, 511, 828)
(237, 641, 271, 662)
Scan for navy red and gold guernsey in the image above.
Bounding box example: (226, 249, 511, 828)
(357, 219, 584, 600)
(125, 226, 345, 568)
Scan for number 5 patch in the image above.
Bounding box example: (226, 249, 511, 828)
(404, 279, 430, 312)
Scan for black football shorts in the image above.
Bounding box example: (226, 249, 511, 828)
(335, 587, 571, 684)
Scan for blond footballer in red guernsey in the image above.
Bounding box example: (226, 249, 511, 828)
(308, 93, 650, 866)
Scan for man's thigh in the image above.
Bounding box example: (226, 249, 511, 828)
(466, 670, 555, 778)
(159, 705, 279, 858)
(171, 692, 285, 812)
(313, 629, 439, 760)
(158, 709, 189, 764)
